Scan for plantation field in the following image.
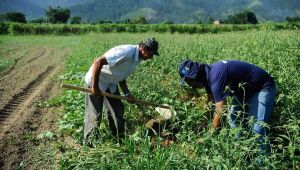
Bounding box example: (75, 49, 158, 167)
(58, 30, 300, 169)
(1, 30, 300, 169)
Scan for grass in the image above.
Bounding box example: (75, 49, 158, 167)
(0, 35, 85, 74)
(0, 58, 12, 72)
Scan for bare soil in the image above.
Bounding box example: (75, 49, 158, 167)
(0, 45, 69, 170)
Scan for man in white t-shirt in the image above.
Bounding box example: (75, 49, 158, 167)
(84, 38, 159, 143)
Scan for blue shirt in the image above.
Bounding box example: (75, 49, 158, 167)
(208, 60, 275, 102)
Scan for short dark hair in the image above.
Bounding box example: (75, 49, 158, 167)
(138, 38, 159, 56)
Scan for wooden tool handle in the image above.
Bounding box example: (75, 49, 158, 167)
(61, 84, 171, 109)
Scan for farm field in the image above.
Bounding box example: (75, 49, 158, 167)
(0, 35, 82, 169)
(0, 30, 299, 169)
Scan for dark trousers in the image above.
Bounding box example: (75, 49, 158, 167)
(84, 87, 125, 141)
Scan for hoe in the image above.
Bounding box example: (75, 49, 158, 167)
(61, 84, 176, 121)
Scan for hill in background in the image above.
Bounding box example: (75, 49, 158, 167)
(0, 0, 44, 19)
(0, 0, 299, 22)
(70, 0, 300, 23)
(27, 0, 89, 8)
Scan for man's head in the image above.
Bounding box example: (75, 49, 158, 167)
(178, 60, 205, 88)
(139, 38, 159, 60)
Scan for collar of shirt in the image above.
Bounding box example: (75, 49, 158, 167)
(135, 45, 140, 62)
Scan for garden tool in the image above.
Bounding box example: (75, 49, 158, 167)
(61, 84, 175, 117)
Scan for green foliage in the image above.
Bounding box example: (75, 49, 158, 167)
(0, 23, 9, 34)
(70, 16, 82, 24)
(37, 131, 55, 140)
(121, 17, 148, 24)
(55, 31, 300, 169)
(286, 16, 300, 23)
(226, 10, 258, 24)
(131, 17, 148, 24)
(97, 20, 113, 24)
(45, 6, 70, 24)
(0, 59, 13, 72)
(1, 22, 299, 35)
(0, 12, 26, 23)
(3, 23, 98, 35)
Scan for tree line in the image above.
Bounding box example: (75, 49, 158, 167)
(1, 22, 299, 36)
(1, 7, 300, 25)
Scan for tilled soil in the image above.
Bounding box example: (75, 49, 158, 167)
(0, 45, 68, 169)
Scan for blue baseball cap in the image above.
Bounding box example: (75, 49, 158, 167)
(178, 60, 201, 86)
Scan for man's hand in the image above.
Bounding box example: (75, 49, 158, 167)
(91, 86, 101, 96)
(212, 100, 225, 128)
(212, 114, 221, 128)
(125, 92, 136, 104)
(119, 79, 135, 104)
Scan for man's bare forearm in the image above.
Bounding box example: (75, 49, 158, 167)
(213, 100, 225, 128)
(92, 56, 107, 88)
(91, 56, 108, 95)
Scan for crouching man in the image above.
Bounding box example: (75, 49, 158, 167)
(178, 60, 276, 156)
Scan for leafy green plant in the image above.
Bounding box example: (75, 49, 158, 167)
(37, 131, 55, 140)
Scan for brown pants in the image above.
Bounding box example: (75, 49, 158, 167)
(84, 87, 125, 142)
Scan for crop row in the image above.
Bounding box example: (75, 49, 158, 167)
(0, 22, 299, 35)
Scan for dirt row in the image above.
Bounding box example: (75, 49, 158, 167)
(0, 45, 69, 169)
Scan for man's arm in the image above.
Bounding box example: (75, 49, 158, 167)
(212, 100, 225, 128)
(119, 79, 130, 95)
(92, 56, 108, 95)
(119, 79, 135, 103)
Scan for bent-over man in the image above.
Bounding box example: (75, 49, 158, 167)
(84, 38, 159, 143)
(178, 59, 276, 155)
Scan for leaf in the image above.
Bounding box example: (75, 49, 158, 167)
(37, 131, 54, 140)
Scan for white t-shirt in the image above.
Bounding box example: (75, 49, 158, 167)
(85, 45, 141, 93)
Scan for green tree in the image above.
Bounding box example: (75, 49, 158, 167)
(133, 17, 147, 24)
(226, 10, 258, 24)
(45, 6, 70, 24)
(98, 20, 113, 24)
(0, 12, 26, 23)
(286, 16, 300, 22)
(70, 16, 81, 24)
